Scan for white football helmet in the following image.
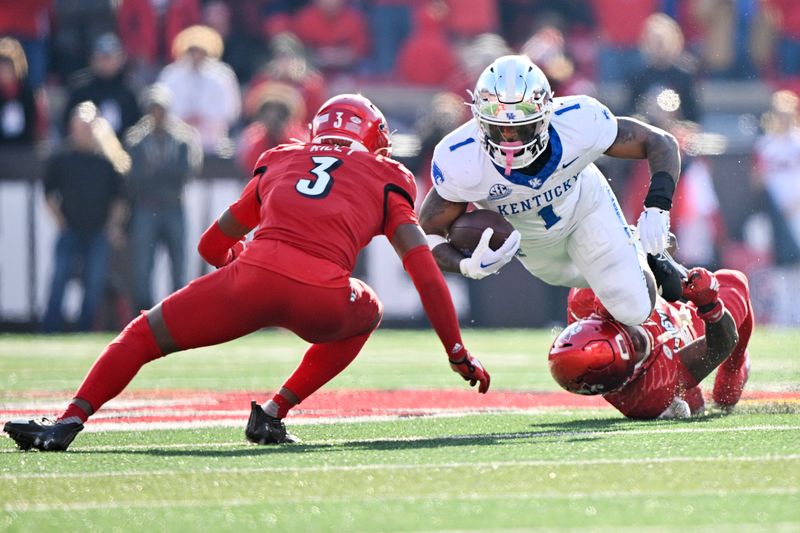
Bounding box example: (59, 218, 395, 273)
(470, 55, 554, 172)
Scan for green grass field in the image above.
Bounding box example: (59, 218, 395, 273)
(2, 328, 800, 532)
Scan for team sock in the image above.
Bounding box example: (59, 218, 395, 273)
(263, 389, 298, 418)
(264, 332, 371, 418)
(57, 416, 84, 425)
(57, 313, 163, 423)
(58, 404, 90, 424)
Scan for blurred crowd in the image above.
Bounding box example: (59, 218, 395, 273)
(0, 0, 799, 330)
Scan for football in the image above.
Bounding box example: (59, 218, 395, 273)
(448, 209, 515, 255)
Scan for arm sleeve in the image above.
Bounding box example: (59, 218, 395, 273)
(383, 184, 418, 241)
(402, 245, 464, 355)
(198, 173, 262, 268)
(197, 222, 241, 268)
(228, 175, 261, 229)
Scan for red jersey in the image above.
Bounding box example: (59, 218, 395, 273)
(603, 300, 702, 419)
(566, 270, 752, 419)
(229, 142, 418, 288)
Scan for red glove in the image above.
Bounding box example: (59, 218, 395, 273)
(449, 347, 490, 394)
(683, 267, 724, 322)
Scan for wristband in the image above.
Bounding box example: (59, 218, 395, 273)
(697, 300, 725, 323)
(644, 171, 676, 211)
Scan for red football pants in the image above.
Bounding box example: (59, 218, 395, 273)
(68, 262, 382, 418)
(162, 261, 382, 349)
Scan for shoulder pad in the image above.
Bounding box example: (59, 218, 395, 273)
(430, 122, 488, 202)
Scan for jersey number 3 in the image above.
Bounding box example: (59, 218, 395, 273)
(296, 156, 342, 198)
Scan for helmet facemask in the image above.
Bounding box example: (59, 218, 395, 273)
(477, 109, 551, 174)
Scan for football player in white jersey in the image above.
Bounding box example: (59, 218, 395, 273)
(419, 55, 681, 326)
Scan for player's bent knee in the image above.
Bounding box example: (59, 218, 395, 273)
(607, 300, 652, 326)
(714, 269, 752, 329)
(365, 302, 384, 334)
(144, 303, 178, 355)
(120, 312, 165, 363)
(716, 269, 750, 299)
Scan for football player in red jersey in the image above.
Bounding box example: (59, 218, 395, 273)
(4, 94, 490, 451)
(548, 266, 752, 419)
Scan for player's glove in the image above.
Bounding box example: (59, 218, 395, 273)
(683, 267, 724, 322)
(459, 228, 521, 280)
(449, 349, 490, 394)
(636, 207, 670, 255)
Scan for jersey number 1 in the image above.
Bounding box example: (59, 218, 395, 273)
(296, 156, 341, 198)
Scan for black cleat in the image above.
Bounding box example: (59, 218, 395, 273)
(3, 417, 83, 451)
(647, 250, 688, 302)
(245, 401, 299, 445)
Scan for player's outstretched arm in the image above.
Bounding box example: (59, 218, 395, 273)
(197, 176, 260, 268)
(604, 117, 681, 179)
(604, 117, 681, 255)
(418, 188, 469, 273)
(674, 268, 739, 384)
(390, 223, 490, 393)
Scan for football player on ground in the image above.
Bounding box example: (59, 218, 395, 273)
(548, 266, 753, 419)
(420, 55, 684, 327)
(4, 94, 490, 451)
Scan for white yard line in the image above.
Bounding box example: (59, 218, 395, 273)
(4, 487, 799, 514)
(2, 453, 799, 480)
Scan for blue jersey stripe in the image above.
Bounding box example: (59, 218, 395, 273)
(554, 103, 581, 115)
(449, 137, 475, 151)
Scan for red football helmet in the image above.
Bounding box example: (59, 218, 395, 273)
(311, 94, 392, 156)
(548, 315, 637, 395)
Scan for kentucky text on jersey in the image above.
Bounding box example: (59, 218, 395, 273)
(493, 174, 578, 216)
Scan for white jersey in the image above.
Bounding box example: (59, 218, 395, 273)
(431, 94, 654, 326)
(431, 95, 618, 242)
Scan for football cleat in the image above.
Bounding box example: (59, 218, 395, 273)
(245, 401, 299, 445)
(3, 417, 83, 451)
(647, 250, 688, 302)
(713, 351, 751, 409)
